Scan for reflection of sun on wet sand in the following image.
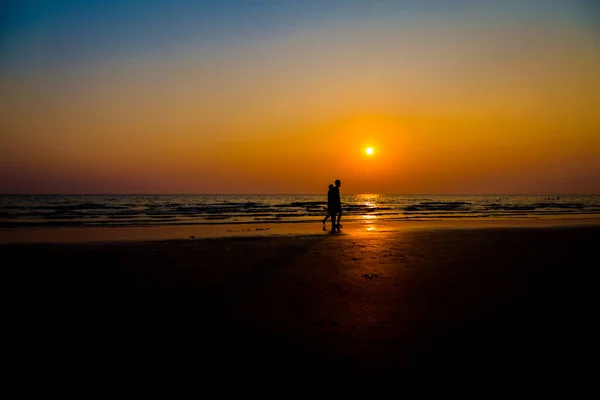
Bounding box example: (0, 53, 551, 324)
(3, 218, 599, 244)
(2, 221, 598, 380)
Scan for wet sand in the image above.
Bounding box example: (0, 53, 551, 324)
(2, 223, 598, 383)
(2, 217, 600, 243)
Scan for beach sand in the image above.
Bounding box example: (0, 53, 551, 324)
(2, 222, 598, 384)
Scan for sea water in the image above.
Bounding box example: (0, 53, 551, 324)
(1, 194, 599, 228)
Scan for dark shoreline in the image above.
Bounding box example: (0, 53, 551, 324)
(2, 225, 597, 382)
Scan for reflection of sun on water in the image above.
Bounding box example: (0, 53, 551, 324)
(357, 194, 379, 210)
(357, 194, 380, 201)
(357, 194, 379, 230)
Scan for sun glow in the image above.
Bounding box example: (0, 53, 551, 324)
(366, 147, 374, 155)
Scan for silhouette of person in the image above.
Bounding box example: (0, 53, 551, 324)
(329, 179, 342, 233)
(322, 184, 334, 230)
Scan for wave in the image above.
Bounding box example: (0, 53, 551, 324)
(1, 194, 599, 229)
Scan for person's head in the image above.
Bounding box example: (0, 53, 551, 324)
(335, 179, 341, 187)
(328, 184, 334, 190)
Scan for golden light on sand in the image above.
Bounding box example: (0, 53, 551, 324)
(366, 147, 374, 155)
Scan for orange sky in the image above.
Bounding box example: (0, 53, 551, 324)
(1, 1, 599, 194)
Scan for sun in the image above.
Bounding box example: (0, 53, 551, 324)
(365, 147, 374, 155)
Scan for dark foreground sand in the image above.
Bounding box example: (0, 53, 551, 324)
(2, 224, 598, 384)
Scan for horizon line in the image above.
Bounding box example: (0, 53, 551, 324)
(0, 193, 597, 196)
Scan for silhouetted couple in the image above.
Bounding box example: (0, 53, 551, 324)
(322, 179, 342, 233)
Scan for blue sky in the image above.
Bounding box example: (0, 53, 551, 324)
(2, 0, 597, 72)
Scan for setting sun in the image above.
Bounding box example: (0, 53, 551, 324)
(366, 148, 374, 155)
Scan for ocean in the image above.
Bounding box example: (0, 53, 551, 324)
(1, 194, 599, 229)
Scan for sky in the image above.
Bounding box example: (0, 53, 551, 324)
(1, 0, 599, 194)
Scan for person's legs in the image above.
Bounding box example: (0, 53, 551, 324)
(331, 210, 341, 232)
(330, 211, 337, 232)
